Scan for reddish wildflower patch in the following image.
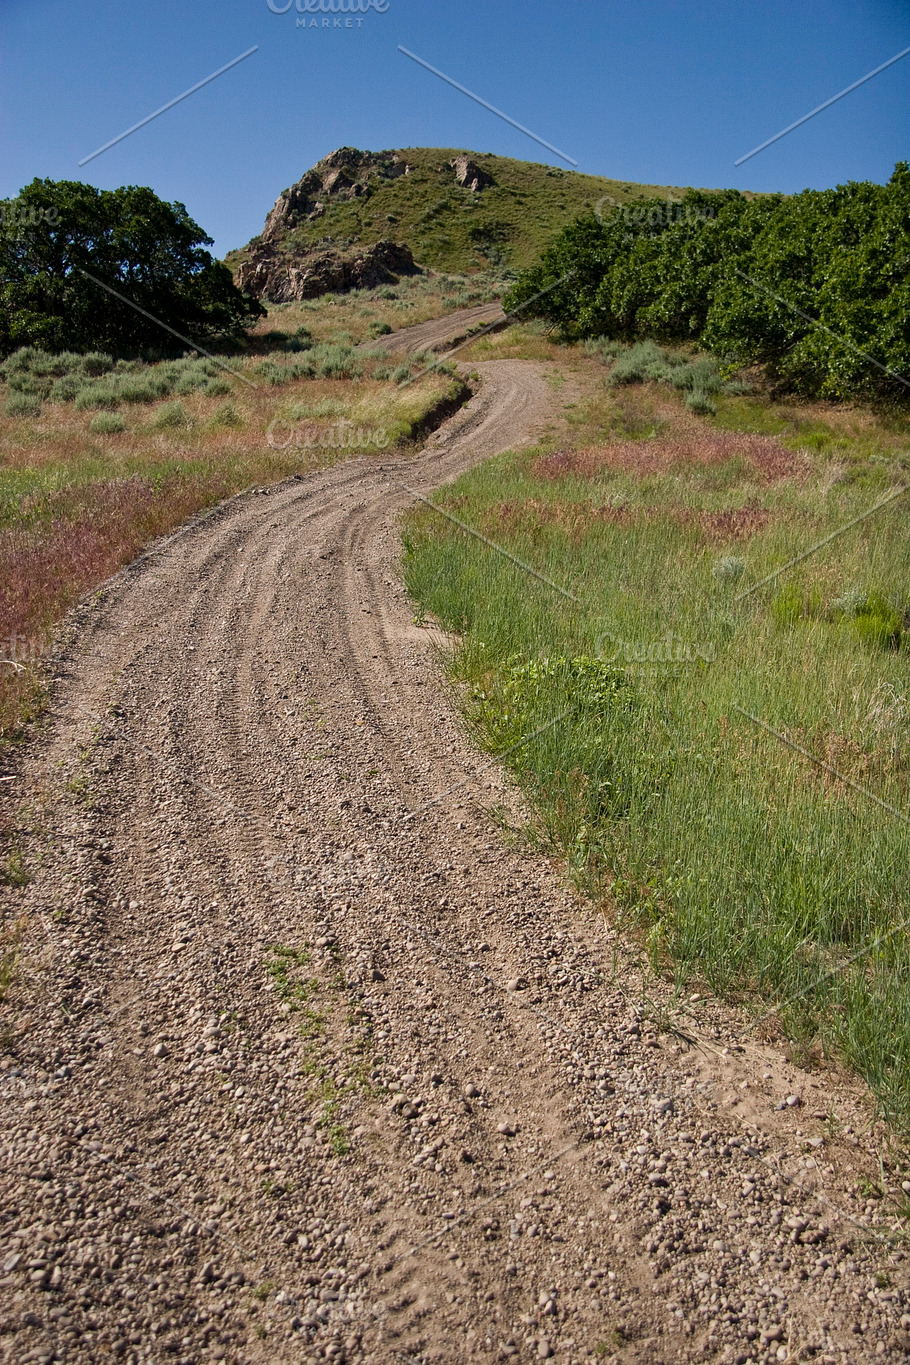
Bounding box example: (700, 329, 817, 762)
(485, 498, 770, 546)
(668, 505, 773, 542)
(532, 432, 803, 484)
(0, 473, 226, 740)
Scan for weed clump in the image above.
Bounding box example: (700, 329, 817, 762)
(211, 402, 241, 428)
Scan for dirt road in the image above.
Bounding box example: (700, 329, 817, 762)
(1, 360, 907, 1365)
(364, 302, 506, 355)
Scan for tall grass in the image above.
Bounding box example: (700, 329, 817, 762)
(402, 415, 910, 1129)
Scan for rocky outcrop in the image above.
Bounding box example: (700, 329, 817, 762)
(451, 155, 494, 193)
(261, 147, 412, 244)
(236, 239, 419, 304)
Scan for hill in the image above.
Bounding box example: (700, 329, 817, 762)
(226, 145, 699, 298)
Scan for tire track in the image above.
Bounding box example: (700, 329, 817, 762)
(1, 361, 906, 1365)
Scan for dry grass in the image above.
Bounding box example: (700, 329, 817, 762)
(484, 496, 774, 546)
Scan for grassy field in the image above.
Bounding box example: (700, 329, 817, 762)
(0, 308, 463, 747)
(227, 146, 698, 275)
(402, 339, 910, 1130)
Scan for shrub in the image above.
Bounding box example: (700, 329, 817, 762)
(74, 383, 121, 410)
(90, 412, 126, 434)
(256, 359, 298, 386)
(49, 375, 85, 402)
(0, 346, 40, 374)
(151, 401, 191, 429)
(211, 402, 241, 427)
(584, 337, 624, 361)
(608, 340, 675, 386)
(5, 392, 41, 417)
(684, 386, 717, 416)
(369, 321, 394, 338)
(505, 163, 910, 403)
(284, 334, 311, 353)
(667, 356, 723, 394)
(81, 351, 115, 376)
(0, 347, 115, 384)
(116, 379, 163, 404)
(713, 555, 745, 585)
(202, 377, 232, 397)
(309, 344, 363, 380)
(8, 372, 51, 398)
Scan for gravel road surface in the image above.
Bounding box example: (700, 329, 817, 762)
(1, 358, 908, 1365)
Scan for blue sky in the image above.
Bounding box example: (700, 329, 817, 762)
(1, 0, 907, 258)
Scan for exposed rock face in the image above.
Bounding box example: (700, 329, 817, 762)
(451, 155, 494, 193)
(260, 147, 412, 244)
(236, 239, 419, 304)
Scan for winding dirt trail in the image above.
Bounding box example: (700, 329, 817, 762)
(1, 360, 908, 1365)
(363, 302, 506, 355)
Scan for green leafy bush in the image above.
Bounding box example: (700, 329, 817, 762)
(505, 163, 910, 403)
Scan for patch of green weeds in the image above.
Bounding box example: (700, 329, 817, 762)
(0, 842, 29, 888)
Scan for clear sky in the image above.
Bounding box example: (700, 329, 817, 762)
(1, 0, 906, 259)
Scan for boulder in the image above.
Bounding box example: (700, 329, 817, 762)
(235, 240, 420, 303)
(451, 155, 494, 193)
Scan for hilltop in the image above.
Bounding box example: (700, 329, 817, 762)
(226, 145, 698, 299)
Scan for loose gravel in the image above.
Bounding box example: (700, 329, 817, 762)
(1, 360, 909, 1365)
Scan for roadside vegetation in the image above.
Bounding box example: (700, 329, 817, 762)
(0, 176, 504, 748)
(402, 339, 910, 1131)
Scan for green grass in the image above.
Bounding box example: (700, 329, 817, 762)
(402, 385, 910, 1131)
(226, 146, 699, 275)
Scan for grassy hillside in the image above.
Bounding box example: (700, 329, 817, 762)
(227, 146, 699, 275)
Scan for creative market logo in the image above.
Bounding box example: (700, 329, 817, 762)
(267, 0, 389, 28)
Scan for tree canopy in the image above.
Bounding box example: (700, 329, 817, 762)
(0, 179, 263, 358)
(504, 164, 910, 402)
